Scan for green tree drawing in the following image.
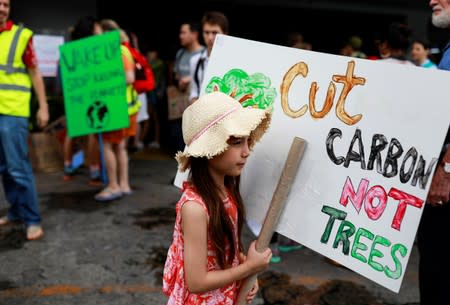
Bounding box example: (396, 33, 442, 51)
(205, 68, 276, 110)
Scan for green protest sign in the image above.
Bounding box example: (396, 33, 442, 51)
(59, 31, 129, 137)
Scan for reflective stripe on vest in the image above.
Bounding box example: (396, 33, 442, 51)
(0, 64, 27, 74)
(0, 24, 33, 117)
(0, 83, 30, 91)
(0, 25, 28, 75)
(127, 85, 140, 115)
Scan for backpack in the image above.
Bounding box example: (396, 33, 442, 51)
(193, 49, 207, 97)
(123, 42, 155, 94)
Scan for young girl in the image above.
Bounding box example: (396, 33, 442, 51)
(163, 92, 273, 304)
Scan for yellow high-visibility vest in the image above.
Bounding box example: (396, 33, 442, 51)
(121, 45, 141, 116)
(0, 24, 33, 117)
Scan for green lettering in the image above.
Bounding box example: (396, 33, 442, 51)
(368, 235, 391, 272)
(69, 95, 83, 104)
(90, 45, 102, 65)
(321, 206, 347, 244)
(60, 51, 75, 72)
(105, 41, 119, 60)
(72, 48, 85, 70)
(333, 220, 355, 255)
(351, 227, 374, 263)
(385, 243, 407, 279)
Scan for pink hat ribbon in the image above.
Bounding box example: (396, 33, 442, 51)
(188, 106, 238, 145)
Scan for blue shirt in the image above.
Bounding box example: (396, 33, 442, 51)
(437, 42, 450, 155)
(422, 59, 437, 69)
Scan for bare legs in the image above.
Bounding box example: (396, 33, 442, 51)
(95, 138, 131, 201)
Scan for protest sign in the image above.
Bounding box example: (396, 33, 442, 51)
(59, 31, 129, 137)
(176, 34, 450, 292)
(34, 34, 64, 77)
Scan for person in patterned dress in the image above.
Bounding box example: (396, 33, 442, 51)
(163, 92, 273, 304)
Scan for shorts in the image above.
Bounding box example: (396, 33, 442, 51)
(102, 114, 138, 144)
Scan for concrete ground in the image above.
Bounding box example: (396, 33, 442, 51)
(0, 149, 420, 305)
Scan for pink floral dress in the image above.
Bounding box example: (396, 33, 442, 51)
(163, 182, 240, 305)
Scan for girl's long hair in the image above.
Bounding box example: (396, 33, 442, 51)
(190, 157, 245, 269)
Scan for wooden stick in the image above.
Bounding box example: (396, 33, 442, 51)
(236, 137, 306, 305)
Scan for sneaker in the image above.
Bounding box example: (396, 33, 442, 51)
(90, 169, 100, 180)
(278, 244, 303, 253)
(64, 165, 75, 175)
(63, 165, 76, 180)
(270, 244, 281, 263)
(89, 170, 103, 187)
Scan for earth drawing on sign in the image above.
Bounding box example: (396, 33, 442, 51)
(86, 100, 110, 130)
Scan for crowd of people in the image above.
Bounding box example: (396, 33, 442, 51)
(0, 0, 449, 304)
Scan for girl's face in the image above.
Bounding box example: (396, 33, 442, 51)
(208, 136, 251, 177)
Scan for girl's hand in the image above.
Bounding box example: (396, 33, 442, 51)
(239, 252, 247, 264)
(245, 241, 272, 274)
(246, 279, 259, 303)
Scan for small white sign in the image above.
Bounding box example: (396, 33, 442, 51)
(34, 34, 64, 77)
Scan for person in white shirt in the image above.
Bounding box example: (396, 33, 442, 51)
(189, 11, 229, 103)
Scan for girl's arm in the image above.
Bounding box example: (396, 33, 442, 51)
(182, 201, 271, 294)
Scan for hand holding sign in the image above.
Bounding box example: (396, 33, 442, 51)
(185, 34, 449, 292)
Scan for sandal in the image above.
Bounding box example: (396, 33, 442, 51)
(27, 225, 44, 241)
(94, 188, 123, 202)
(121, 190, 133, 196)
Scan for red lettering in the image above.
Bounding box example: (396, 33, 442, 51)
(388, 188, 424, 231)
(339, 176, 369, 213)
(364, 185, 387, 220)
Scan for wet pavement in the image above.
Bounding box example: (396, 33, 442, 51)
(0, 149, 420, 305)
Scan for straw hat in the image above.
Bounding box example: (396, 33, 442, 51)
(175, 91, 272, 171)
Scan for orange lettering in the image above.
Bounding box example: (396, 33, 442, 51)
(332, 61, 365, 125)
(280, 62, 308, 118)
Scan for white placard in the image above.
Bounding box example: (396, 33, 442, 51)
(175, 35, 450, 292)
(34, 34, 64, 77)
